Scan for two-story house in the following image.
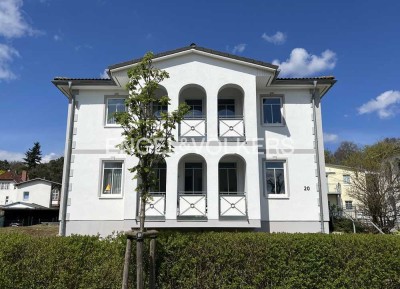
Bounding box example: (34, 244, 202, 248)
(53, 44, 336, 236)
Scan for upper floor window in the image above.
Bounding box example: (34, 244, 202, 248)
(343, 174, 351, 184)
(152, 103, 168, 118)
(345, 200, 353, 210)
(185, 100, 203, 118)
(51, 188, 60, 201)
(23, 191, 29, 201)
(218, 99, 235, 118)
(262, 97, 282, 125)
(106, 98, 125, 125)
(102, 161, 123, 196)
(265, 161, 286, 194)
(0, 182, 9, 190)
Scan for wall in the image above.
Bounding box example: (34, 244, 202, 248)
(15, 181, 53, 208)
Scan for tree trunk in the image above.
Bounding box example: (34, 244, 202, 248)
(136, 193, 147, 289)
(149, 237, 156, 289)
(122, 238, 132, 289)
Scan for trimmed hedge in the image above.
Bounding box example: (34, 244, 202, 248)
(0, 232, 399, 289)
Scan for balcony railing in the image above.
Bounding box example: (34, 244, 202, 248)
(219, 192, 247, 219)
(179, 117, 206, 140)
(218, 116, 245, 140)
(177, 191, 207, 220)
(140, 192, 166, 220)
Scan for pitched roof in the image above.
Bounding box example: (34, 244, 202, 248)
(0, 202, 54, 210)
(0, 171, 22, 183)
(15, 178, 61, 186)
(108, 43, 279, 70)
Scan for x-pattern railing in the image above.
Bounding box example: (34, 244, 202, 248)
(220, 193, 247, 216)
(178, 192, 207, 217)
(180, 118, 206, 137)
(219, 117, 244, 137)
(144, 193, 166, 217)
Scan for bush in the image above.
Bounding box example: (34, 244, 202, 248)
(0, 232, 399, 289)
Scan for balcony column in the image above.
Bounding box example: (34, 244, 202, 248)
(206, 87, 219, 141)
(166, 84, 180, 140)
(206, 156, 219, 220)
(242, 84, 257, 140)
(164, 157, 178, 220)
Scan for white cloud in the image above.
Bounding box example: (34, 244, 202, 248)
(231, 43, 246, 54)
(42, 153, 59, 163)
(0, 0, 36, 38)
(324, 133, 339, 143)
(53, 34, 61, 41)
(0, 43, 19, 81)
(100, 69, 109, 79)
(273, 48, 337, 77)
(261, 31, 287, 45)
(358, 90, 400, 119)
(0, 150, 24, 161)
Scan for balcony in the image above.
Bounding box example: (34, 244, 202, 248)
(142, 192, 166, 221)
(218, 116, 245, 141)
(179, 117, 206, 140)
(219, 192, 247, 220)
(177, 191, 207, 220)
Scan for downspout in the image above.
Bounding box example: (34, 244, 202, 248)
(59, 81, 75, 236)
(311, 80, 325, 233)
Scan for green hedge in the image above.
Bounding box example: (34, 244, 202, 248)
(0, 232, 399, 289)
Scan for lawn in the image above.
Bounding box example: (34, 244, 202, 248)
(0, 224, 58, 237)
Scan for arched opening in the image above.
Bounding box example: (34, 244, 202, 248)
(178, 84, 207, 140)
(152, 85, 168, 117)
(218, 154, 247, 219)
(177, 153, 207, 219)
(217, 85, 245, 140)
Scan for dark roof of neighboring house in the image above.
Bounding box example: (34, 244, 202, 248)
(0, 171, 22, 183)
(15, 178, 61, 187)
(108, 44, 279, 70)
(0, 202, 56, 210)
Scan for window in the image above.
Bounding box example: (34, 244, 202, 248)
(185, 100, 203, 118)
(151, 162, 166, 193)
(5, 196, 9, 204)
(262, 97, 282, 124)
(102, 162, 123, 195)
(106, 98, 125, 125)
(218, 99, 235, 118)
(345, 200, 353, 210)
(152, 103, 168, 118)
(184, 163, 203, 193)
(51, 188, 60, 201)
(343, 175, 351, 184)
(219, 163, 238, 193)
(23, 191, 29, 201)
(0, 182, 9, 190)
(265, 161, 286, 194)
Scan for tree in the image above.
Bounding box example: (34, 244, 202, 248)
(324, 150, 336, 164)
(115, 52, 189, 289)
(29, 157, 64, 183)
(23, 142, 42, 169)
(334, 141, 360, 165)
(348, 139, 400, 233)
(0, 160, 10, 171)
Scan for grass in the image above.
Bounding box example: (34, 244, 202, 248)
(0, 224, 59, 237)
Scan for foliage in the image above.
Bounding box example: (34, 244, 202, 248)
(115, 52, 189, 230)
(332, 141, 360, 165)
(0, 232, 399, 289)
(29, 157, 64, 183)
(324, 150, 335, 164)
(0, 160, 10, 171)
(23, 142, 42, 169)
(8, 161, 26, 175)
(347, 139, 400, 232)
(330, 217, 366, 233)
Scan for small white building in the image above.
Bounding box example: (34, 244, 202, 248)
(53, 44, 336, 236)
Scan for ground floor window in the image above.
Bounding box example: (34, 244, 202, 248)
(184, 163, 203, 193)
(219, 162, 238, 193)
(102, 161, 123, 195)
(345, 200, 353, 210)
(265, 161, 286, 194)
(151, 162, 166, 193)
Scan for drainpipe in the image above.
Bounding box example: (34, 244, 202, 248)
(311, 80, 325, 233)
(59, 81, 75, 236)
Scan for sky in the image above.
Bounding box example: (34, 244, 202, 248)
(0, 0, 399, 161)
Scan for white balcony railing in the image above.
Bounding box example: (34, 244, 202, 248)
(178, 192, 207, 218)
(219, 192, 247, 218)
(142, 193, 166, 218)
(179, 117, 206, 138)
(218, 117, 245, 138)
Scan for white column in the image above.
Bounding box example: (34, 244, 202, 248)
(165, 157, 178, 220)
(206, 156, 219, 220)
(206, 87, 219, 141)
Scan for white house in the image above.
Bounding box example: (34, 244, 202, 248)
(53, 44, 336, 236)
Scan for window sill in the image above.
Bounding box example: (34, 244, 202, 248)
(266, 194, 289, 199)
(261, 123, 285, 127)
(99, 194, 123, 199)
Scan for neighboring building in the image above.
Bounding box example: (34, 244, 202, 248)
(53, 44, 336, 236)
(0, 171, 61, 227)
(325, 163, 361, 218)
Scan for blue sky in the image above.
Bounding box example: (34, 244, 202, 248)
(0, 0, 399, 161)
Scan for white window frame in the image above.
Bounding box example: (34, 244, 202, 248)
(261, 95, 284, 126)
(105, 97, 126, 127)
(51, 188, 60, 201)
(99, 160, 124, 198)
(345, 200, 353, 210)
(263, 159, 289, 199)
(0, 182, 10, 190)
(343, 174, 351, 184)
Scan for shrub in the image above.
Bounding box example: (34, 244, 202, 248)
(0, 232, 399, 289)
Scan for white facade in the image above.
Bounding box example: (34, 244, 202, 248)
(54, 45, 335, 236)
(0, 178, 60, 208)
(0, 180, 18, 205)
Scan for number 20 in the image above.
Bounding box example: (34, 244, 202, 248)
(304, 186, 310, 191)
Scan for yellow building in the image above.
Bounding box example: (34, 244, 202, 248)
(325, 164, 361, 216)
